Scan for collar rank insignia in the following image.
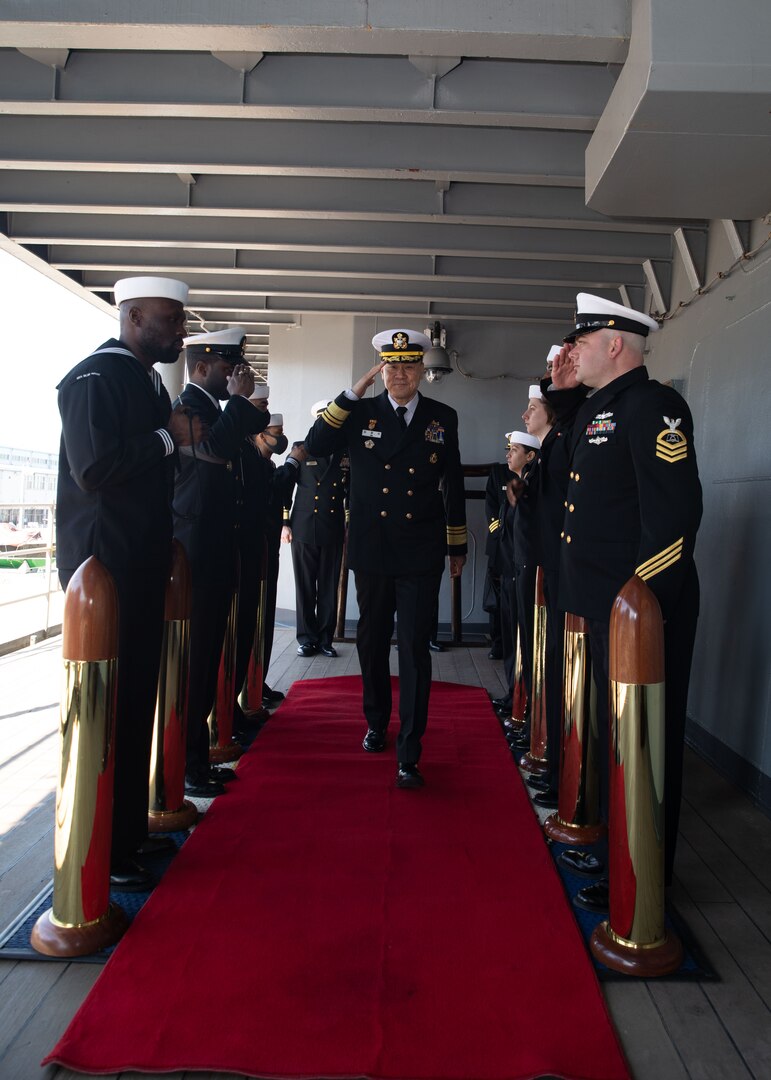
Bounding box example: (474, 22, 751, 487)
(656, 416, 688, 462)
(425, 420, 445, 444)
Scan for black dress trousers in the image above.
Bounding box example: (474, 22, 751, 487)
(354, 569, 442, 764)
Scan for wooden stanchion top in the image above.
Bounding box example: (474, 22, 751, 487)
(535, 566, 546, 607)
(609, 575, 665, 685)
(62, 557, 119, 662)
(565, 612, 589, 635)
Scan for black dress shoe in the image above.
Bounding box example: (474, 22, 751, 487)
(573, 879, 610, 913)
(362, 729, 386, 753)
(262, 685, 285, 703)
(429, 640, 445, 652)
(532, 791, 559, 809)
(558, 849, 605, 878)
(487, 646, 503, 659)
(185, 775, 226, 797)
(110, 858, 154, 892)
(135, 836, 177, 857)
(396, 763, 425, 789)
(210, 765, 237, 782)
(296, 642, 318, 657)
(526, 776, 550, 792)
(319, 644, 338, 657)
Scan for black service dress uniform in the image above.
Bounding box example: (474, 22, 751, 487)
(556, 366, 702, 883)
(287, 451, 348, 650)
(56, 339, 176, 867)
(172, 383, 266, 782)
(306, 389, 467, 764)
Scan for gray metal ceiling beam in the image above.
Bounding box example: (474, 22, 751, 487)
(0, 116, 589, 186)
(0, 3, 630, 63)
(41, 244, 648, 287)
(1, 51, 614, 132)
(7, 213, 672, 262)
(0, 172, 696, 234)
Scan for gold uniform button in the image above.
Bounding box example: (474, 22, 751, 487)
(564, 500, 568, 508)
(384, 464, 391, 470)
(569, 504, 574, 512)
(380, 510, 388, 518)
(560, 531, 565, 539)
(382, 487, 390, 494)
(407, 490, 414, 496)
(566, 535, 572, 543)
(314, 495, 319, 500)
(409, 467, 415, 475)
(569, 471, 574, 479)
(314, 509, 318, 514)
(406, 513, 413, 520)
(333, 482, 337, 487)
(575, 473, 580, 482)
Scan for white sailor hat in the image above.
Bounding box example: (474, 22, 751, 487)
(506, 430, 541, 451)
(528, 384, 544, 400)
(267, 413, 284, 427)
(311, 399, 330, 418)
(372, 328, 432, 362)
(113, 276, 189, 307)
(183, 327, 247, 359)
(546, 344, 562, 366)
(249, 384, 270, 401)
(564, 293, 659, 343)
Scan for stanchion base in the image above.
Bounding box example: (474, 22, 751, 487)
(543, 813, 606, 845)
(209, 742, 243, 764)
(502, 717, 526, 735)
(148, 799, 199, 833)
(590, 920, 684, 977)
(30, 902, 129, 958)
(520, 752, 548, 774)
(242, 705, 269, 722)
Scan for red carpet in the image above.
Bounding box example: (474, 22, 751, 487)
(46, 675, 629, 1080)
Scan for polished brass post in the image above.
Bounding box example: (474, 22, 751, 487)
(209, 568, 243, 765)
(149, 540, 198, 833)
(506, 627, 528, 733)
(591, 575, 683, 976)
(31, 557, 129, 956)
(240, 545, 268, 715)
(520, 567, 548, 774)
(544, 614, 605, 844)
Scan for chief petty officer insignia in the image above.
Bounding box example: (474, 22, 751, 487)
(656, 416, 688, 463)
(425, 420, 445, 444)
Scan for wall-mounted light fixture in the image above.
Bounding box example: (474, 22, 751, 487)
(422, 321, 454, 383)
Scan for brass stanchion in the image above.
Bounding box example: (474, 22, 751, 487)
(334, 529, 349, 641)
(520, 567, 548, 774)
(590, 575, 683, 976)
(544, 614, 605, 844)
(31, 557, 129, 956)
(240, 544, 268, 716)
(148, 541, 198, 833)
(209, 567, 243, 765)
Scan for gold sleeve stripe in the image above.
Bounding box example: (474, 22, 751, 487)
(321, 401, 351, 429)
(447, 526, 468, 546)
(282, 509, 290, 521)
(636, 537, 683, 579)
(488, 520, 500, 533)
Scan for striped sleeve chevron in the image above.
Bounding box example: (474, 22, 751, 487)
(488, 519, 500, 534)
(636, 537, 684, 581)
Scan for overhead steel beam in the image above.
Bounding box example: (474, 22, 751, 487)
(0, 3, 630, 63)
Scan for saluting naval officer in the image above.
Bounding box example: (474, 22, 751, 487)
(56, 275, 203, 890)
(549, 293, 702, 909)
(305, 329, 467, 789)
(172, 328, 268, 796)
(284, 399, 349, 658)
